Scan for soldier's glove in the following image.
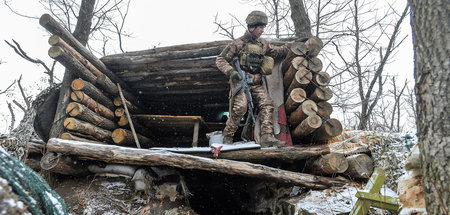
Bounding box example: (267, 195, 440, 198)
(229, 70, 242, 83)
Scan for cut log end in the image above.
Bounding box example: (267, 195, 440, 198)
(112, 128, 127, 144)
(118, 116, 128, 127)
(302, 100, 318, 116)
(39, 13, 52, 26)
(292, 56, 308, 70)
(48, 35, 61, 46)
(344, 154, 374, 179)
(63, 117, 77, 130)
(40, 151, 60, 170)
(66, 102, 82, 117)
(71, 78, 86, 91)
(312, 153, 348, 175)
(314, 72, 331, 86)
(48, 46, 64, 58)
(115, 108, 125, 117)
(114, 97, 123, 106)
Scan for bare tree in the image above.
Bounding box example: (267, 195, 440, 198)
(388, 77, 408, 132)
(327, 1, 409, 130)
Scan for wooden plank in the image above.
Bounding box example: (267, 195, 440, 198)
(355, 192, 400, 212)
(193, 120, 199, 147)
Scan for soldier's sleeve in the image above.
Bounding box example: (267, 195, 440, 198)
(216, 44, 237, 77)
(266, 41, 290, 60)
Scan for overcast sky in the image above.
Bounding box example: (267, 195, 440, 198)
(0, 1, 414, 133)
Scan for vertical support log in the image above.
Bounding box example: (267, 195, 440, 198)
(310, 153, 349, 175)
(285, 88, 307, 114)
(292, 115, 322, 138)
(288, 100, 318, 126)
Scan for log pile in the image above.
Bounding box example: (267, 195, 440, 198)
(281, 37, 343, 144)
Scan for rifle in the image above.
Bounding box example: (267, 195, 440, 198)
(232, 60, 256, 123)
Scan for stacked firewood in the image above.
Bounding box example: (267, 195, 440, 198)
(40, 14, 155, 149)
(282, 37, 343, 143)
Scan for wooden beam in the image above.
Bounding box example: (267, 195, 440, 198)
(46, 138, 349, 189)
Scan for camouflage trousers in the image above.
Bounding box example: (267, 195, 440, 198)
(223, 84, 274, 138)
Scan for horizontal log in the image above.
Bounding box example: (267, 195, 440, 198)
(308, 86, 333, 102)
(193, 144, 330, 163)
(113, 97, 145, 114)
(312, 72, 330, 87)
(70, 79, 115, 110)
(111, 128, 156, 148)
(47, 138, 349, 189)
(101, 46, 224, 66)
(102, 40, 230, 58)
(281, 42, 308, 73)
(66, 102, 117, 131)
(305, 36, 323, 57)
(307, 118, 343, 142)
(60, 132, 106, 144)
(316, 101, 333, 119)
(285, 88, 307, 114)
(307, 57, 323, 73)
(286, 69, 312, 95)
(344, 154, 374, 179)
(64, 117, 112, 143)
(283, 57, 308, 87)
(288, 100, 318, 126)
(40, 14, 131, 90)
(113, 58, 217, 73)
(40, 152, 89, 176)
(310, 153, 348, 175)
(292, 115, 322, 138)
(70, 91, 115, 120)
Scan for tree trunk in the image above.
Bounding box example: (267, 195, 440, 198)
(310, 153, 348, 175)
(70, 91, 115, 120)
(408, 0, 450, 213)
(46, 138, 349, 189)
(288, 0, 312, 39)
(344, 154, 374, 179)
(285, 88, 307, 114)
(63, 117, 112, 143)
(66, 102, 117, 131)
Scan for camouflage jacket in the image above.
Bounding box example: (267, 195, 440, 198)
(216, 31, 289, 77)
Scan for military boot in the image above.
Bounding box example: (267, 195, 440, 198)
(260, 134, 285, 147)
(222, 135, 233, 144)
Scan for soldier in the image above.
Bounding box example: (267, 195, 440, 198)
(216, 10, 289, 147)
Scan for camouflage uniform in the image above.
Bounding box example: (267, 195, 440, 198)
(216, 30, 289, 142)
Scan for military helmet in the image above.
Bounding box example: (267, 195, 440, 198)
(246, 11, 268, 27)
